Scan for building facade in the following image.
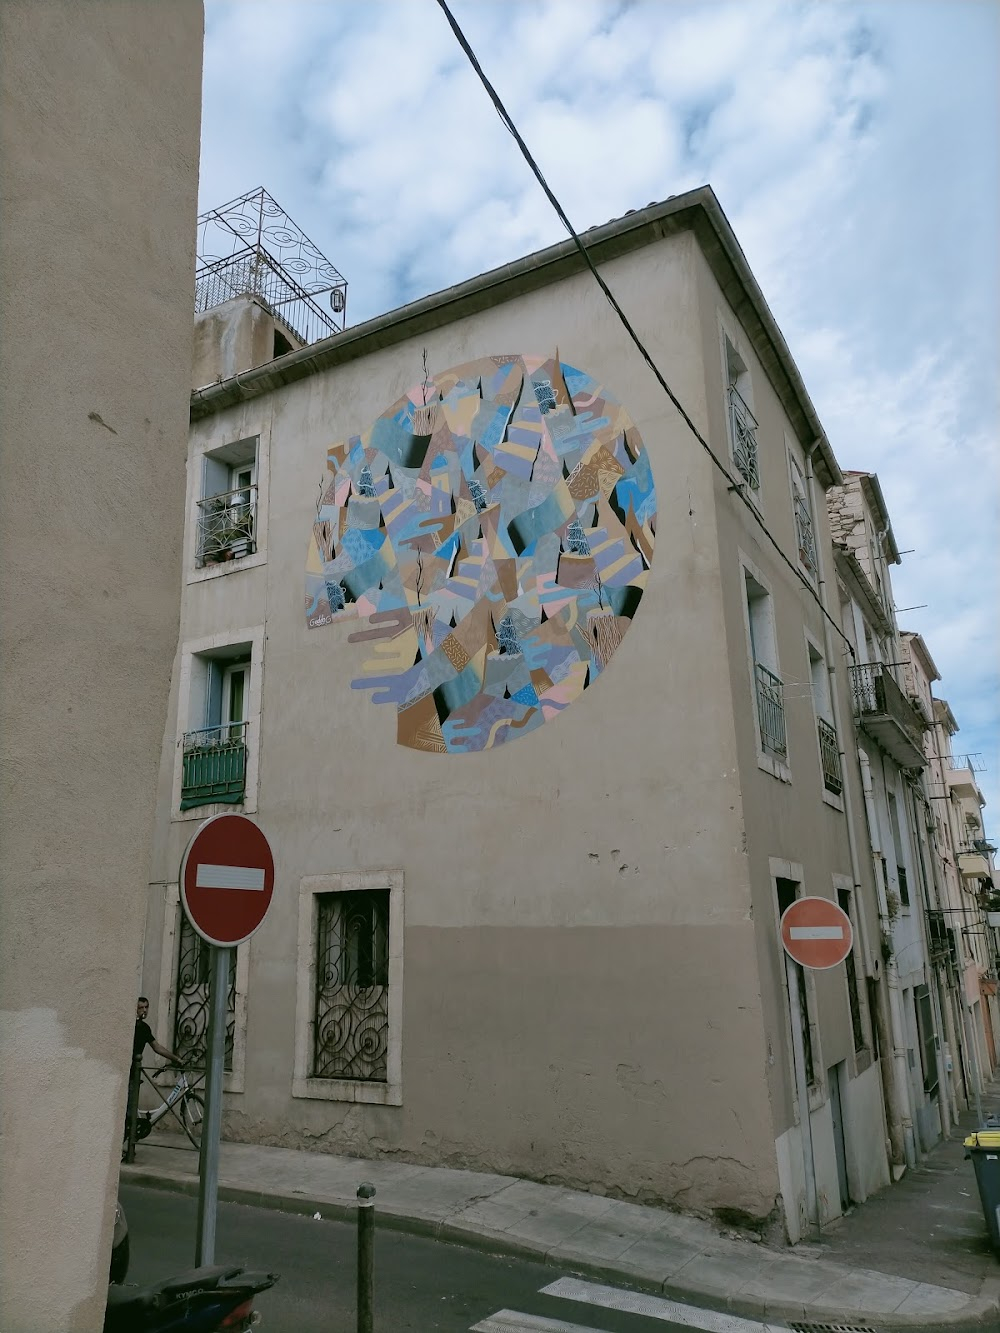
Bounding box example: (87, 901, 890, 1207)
(0, 4, 203, 1330)
(142, 186, 986, 1243)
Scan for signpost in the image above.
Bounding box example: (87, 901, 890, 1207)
(779, 896, 854, 1240)
(180, 813, 274, 1266)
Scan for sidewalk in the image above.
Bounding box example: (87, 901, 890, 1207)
(122, 1110, 1000, 1329)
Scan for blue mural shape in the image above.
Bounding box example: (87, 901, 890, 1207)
(305, 353, 656, 752)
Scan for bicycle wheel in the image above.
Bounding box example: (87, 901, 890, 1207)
(181, 1092, 205, 1150)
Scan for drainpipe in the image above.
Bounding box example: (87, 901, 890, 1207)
(804, 445, 909, 1173)
(858, 747, 918, 1168)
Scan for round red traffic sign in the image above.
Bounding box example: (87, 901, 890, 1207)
(780, 896, 853, 970)
(180, 814, 275, 948)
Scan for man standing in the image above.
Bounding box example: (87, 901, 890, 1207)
(124, 997, 184, 1160)
(133, 996, 182, 1066)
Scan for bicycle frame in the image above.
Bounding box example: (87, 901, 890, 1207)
(146, 1071, 190, 1127)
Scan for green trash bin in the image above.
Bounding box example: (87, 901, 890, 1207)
(964, 1129, 1000, 1256)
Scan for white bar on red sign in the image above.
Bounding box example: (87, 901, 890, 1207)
(195, 864, 267, 891)
(789, 926, 844, 940)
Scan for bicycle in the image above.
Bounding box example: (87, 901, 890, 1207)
(129, 1065, 205, 1150)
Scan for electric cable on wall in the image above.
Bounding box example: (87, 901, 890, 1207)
(434, 0, 854, 658)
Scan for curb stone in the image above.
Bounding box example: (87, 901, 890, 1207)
(120, 1164, 1000, 1328)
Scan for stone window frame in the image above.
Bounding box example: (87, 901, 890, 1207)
(292, 871, 404, 1106)
(738, 549, 792, 784)
(185, 413, 271, 585)
(718, 311, 763, 512)
(154, 881, 250, 1095)
(170, 624, 265, 822)
(803, 627, 846, 814)
(769, 857, 826, 1113)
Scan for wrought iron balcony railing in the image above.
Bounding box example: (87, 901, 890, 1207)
(197, 486, 256, 566)
(794, 494, 818, 574)
(849, 662, 926, 770)
(755, 662, 787, 758)
(181, 721, 247, 810)
(817, 717, 843, 794)
(729, 387, 760, 491)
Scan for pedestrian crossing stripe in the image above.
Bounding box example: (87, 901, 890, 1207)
(471, 1277, 781, 1332)
(470, 1314, 604, 1332)
(541, 1279, 780, 1331)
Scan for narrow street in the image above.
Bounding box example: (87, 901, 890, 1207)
(121, 1184, 989, 1333)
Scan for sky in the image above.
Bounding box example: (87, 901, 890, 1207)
(199, 0, 999, 825)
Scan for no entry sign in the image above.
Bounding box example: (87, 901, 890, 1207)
(180, 813, 275, 948)
(780, 896, 853, 970)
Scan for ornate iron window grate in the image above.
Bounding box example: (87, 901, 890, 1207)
(817, 717, 843, 794)
(794, 493, 818, 573)
(729, 386, 759, 490)
(181, 721, 247, 810)
(197, 485, 257, 566)
(313, 890, 389, 1082)
(172, 914, 236, 1070)
(755, 661, 787, 758)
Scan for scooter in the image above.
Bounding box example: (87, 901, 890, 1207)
(104, 1264, 278, 1332)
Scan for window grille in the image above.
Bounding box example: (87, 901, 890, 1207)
(794, 494, 817, 574)
(172, 914, 236, 1070)
(817, 718, 843, 795)
(729, 386, 759, 490)
(181, 721, 248, 810)
(312, 890, 389, 1082)
(755, 662, 787, 758)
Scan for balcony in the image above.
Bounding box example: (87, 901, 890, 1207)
(946, 758, 984, 804)
(817, 717, 843, 794)
(181, 722, 247, 810)
(755, 662, 787, 759)
(794, 495, 818, 575)
(849, 662, 926, 770)
(729, 387, 759, 491)
(197, 486, 256, 566)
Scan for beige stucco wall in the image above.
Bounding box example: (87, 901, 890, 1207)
(193, 296, 292, 389)
(0, 4, 203, 1329)
(688, 244, 890, 1221)
(148, 232, 785, 1223)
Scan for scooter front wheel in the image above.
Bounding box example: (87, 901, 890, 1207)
(181, 1092, 204, 1150)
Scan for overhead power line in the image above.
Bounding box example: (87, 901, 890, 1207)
(434, 0, 854, 658)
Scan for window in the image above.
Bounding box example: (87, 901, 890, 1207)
(838, 888, 866, 1053)
(915, 986, 938, 1095)
(180, 650, 251, 810)
(788, 453, 817, 576)
(196, 436, 258, 568)
(725, 336, 759, 491)
(745, 569, 786, 760)
(293, 872, 403, 1105)
(809, 642, 843, 796)
(173, 626, 263, 819)
(777, 876, 815, 1086)
(313, 890, 389, 1081)
(887, 791, 909, 907)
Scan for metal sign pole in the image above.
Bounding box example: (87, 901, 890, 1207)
(195, 944, 230, 1266)
(786, 953, 821, 1239)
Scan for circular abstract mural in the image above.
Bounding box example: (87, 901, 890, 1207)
(305, 353, 656, 752)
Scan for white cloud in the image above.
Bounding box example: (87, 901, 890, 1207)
(199, 0, 998, 818)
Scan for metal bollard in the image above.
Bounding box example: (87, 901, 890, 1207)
(123, 1053, 142, 1164)
(356, 1182, 376, 1333)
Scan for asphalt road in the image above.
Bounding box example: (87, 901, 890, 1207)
(118, 1183, 989, 1333)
